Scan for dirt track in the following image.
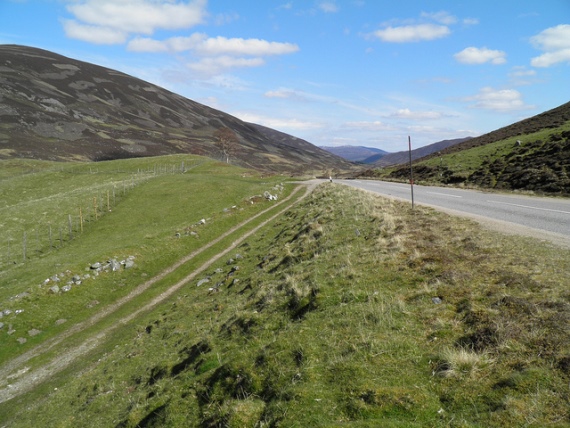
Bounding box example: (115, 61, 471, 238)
(0, 182, 316, 404)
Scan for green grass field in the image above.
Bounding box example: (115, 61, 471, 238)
(0, 155, 294, 364)
(2, 159, 569, 427)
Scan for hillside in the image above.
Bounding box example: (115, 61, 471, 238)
(430, 101, 570, 158)
(319, 145, 388, 163)
(359, 101, 570, 195)
(0, 45, 354, 175)
(1, 162, 569, 426)
(372, 137, 471, 166)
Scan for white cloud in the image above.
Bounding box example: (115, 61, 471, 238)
(454, 47, 506, 65)
(129, 34, 299, 56)
(64, 0, 207, 40)
(508, 66, 537, 86)
(235, 113, 323, 131)
(195, 36, 299, 56)
(264, 88, 310, 102)
(530, 24, 570, 67)
(509, 66, 536, 78)
(318, 2, 339, 13)
(62, 19, 127, 44)
(421, 11, 457, 25)
(463, 18, 479, 26)
(390, 109, 443, 120)
(187, 56, 265, 76)
(464, 87, 533, 112)
(128, 33, 206, 52)
(128, 34, 298, 76)
(264, 89, 293, 98)
(342, 121, 394, 131)
(373, 24, 450, 43)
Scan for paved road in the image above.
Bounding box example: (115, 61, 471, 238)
(338, 179, 570, 244)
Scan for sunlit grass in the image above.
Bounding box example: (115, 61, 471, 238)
(2, 181, 569, 427)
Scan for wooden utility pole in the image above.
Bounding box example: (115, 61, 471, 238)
(408, 136, 415, 209)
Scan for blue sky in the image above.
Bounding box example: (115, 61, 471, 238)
(1, 0, 569, 151)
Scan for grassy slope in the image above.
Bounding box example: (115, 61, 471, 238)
(376, 122, 570, 195)
(2, 181, 569, 427)
(0, 155, 292, 364)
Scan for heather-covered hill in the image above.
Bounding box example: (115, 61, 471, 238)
(0, 45, 354, 175)
(360, 101, 570, 195)
(371, 137, 471, 167)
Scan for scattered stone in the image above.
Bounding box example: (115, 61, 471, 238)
(197, 278, 210, 287)
(109, 259, 121, 271)
(62, 285, 72, 292)
(0, 322, 4, 329)
(14, 292, 30, 300)
(214, 268, 224, 274)
(263, 191, 278, 201)
(8, 325, 15, 335)
(91, 262, 102, 270)
(50, 274, 60, 282)
(55, 319, 67, 325)
(15, 309, 24, 315)
(175, 232, 181, 238)
(2, 309, 12, 316)
(198, 218, 206, 225)
(235, 253, 243, 260)
(432, 297, 443, 304)
(17, 338, 27, 344)
(189, 231, 198, 237)
(124, 259, 135, 269)
(355, 228, 361, 236)
(72, 275, 81, 283)
(227, 258, 234, 265)
(28, 329, 41, 337)
(49, 285, 60, 294)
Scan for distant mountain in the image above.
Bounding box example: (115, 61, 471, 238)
(0, 45, 354, 174)
(372, 138, 472, 167)
(319, 145, 388, 163)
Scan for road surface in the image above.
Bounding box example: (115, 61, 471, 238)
(339, 179, 570, 247)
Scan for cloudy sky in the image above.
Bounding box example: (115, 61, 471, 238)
(1, 0, 569, 151)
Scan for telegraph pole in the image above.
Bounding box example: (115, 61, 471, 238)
(408, 136, 414, 209)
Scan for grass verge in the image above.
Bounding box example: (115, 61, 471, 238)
(2, 182, 569, 427)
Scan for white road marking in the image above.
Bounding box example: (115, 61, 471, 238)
(488, 201, 570, 215)
(426, 191, 462, 198)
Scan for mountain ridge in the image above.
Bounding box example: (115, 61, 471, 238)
(0, 44, 354, 174)
(319, 145, 388, 163)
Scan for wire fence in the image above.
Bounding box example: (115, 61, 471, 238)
(1, 160, 198, 267)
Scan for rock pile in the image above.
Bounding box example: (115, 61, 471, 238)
(0, 255, 136, 342)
